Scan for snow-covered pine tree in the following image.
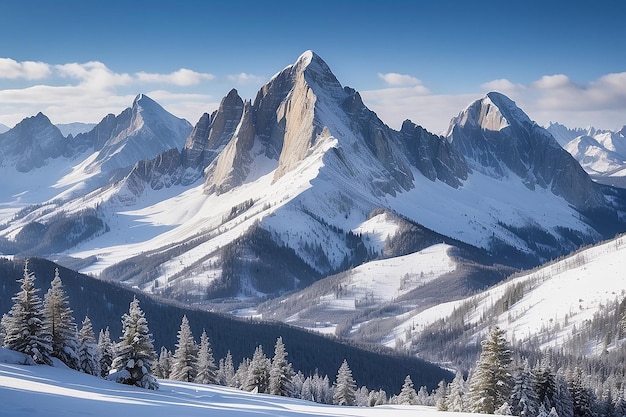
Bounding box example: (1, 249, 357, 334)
(154, 346, 172, 379)
(416, 385, 432, 405)
(3, 261, 52, 365)
(468, 326, 513, 414)
(170, 315, 198, 383)
(97, 327, 114, 378)
(511, 361, 540, 417)
(554, 374, 574, 417)
(317, 374, 333, 404)
(233, 358, 250, 390)
(566, 368, 594, 417)
(77, 316, 100, 376)
(245, 345, 271, 393)
(42, 269, 79, 369)
(435, 379, 449, 411)
(369, 388, 388, 406)
(194, 329, 217, 385)
(333, 359, 357, 406)
(534, 352, 558, 410)
(0, 313, 7, 345)
(109, 296, 158, 389)
(269, 337, 294, 397)
(217, 350, 235, 387)
(356, 386, 370, 407)
(448, 370, 467, 412)
(398, 375, 418, 405)
(300, 374, 313, 402)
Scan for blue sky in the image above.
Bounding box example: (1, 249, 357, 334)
(0, 0, 624, 133)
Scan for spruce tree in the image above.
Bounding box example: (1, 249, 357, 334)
(170, 315, 198, 382)
(217, 350, 235, 387)
(0, 313, 7, 345)
(269, 337, 294, 397)
(154, 346, 172, 379)
(43, 269, 79, 369)
(567, 368, 593, 417)
(554, 375, 574, 417)
(245, 345, 270, 393)
(109, 297, 158, 389)
(511, 361, 540, 417)
(333, 359, 357, 406)
(468, 326, 513, 414)
(97, 327, 114, 378)
(3, 262, 52, 365)
(448, 370, 467, 411)
(398, 375, 418, 405)
(77, 316, 100, 376)
(434, 379, 449, 411)
(194, 329, 217, 385)
(233, 358, 250, 390)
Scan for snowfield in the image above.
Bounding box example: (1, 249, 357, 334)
(0, 348, 462, 417)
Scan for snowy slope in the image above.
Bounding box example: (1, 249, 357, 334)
(256, 243, 457, 335)
(387, 233, 626, 354)
(0, 349, 457, 417)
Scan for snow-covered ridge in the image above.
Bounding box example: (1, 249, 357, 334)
(390, 233, 626, 353)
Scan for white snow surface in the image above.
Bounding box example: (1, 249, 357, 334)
(0, 347, 466, 417)
(387, 233, 626, 353)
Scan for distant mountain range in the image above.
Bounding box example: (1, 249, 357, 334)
(547, 122, 626, 187)
(1, 51, 625, 366)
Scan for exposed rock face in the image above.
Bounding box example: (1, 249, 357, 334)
(399, 120, 467, 188)
(446, 92, 604, 209)
(122, 148, 183, 197)
(0, 112, 66, 172)
(204, 101, 256, 194)
(181, 112, 212, 170)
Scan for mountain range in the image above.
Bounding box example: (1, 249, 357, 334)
(1, 50, 625, 365)
(547, 122, 626, 187)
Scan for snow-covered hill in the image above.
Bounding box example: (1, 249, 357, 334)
(387, 233, 626, 359)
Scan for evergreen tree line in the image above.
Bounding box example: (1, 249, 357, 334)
(415, 327, 626, 417)
(0, 261, 435, 406)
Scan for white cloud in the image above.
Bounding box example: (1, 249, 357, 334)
(136, 68, 215, 86)
(227, 72, 265, 85)
(0, 58, 51, 80)
(480, 78, 524, 94)
(361, 87, 473, 134)
(362, 70, 626, 134)
(55, 61, 133, 89)
(378, 72, 423, 87)
(479, 72, 626, 129)
(531, 74, 573, 90)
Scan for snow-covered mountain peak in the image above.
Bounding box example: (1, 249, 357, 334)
(80, 94, 192, 173)
(0, 110, 66, 172)
(446, 92, 532, 135)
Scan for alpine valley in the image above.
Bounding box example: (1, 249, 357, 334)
(1, 50, 626, 369)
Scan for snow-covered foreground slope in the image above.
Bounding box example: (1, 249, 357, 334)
(0, 351, 459, 417)
(389, 233, 626, 354)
